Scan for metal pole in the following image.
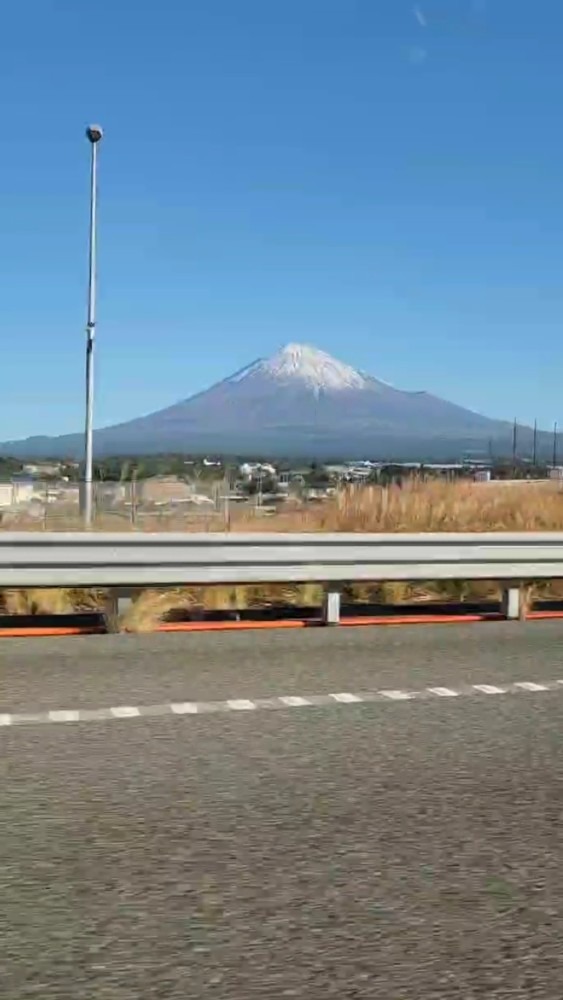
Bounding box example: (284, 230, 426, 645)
(553, 422, 558, 469)
(84, 125, 103, 527)
(533, 419, 537, 466)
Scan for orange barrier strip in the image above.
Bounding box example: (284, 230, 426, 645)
(340, 612, 502, 627)
(155, 612, 502, 633)
(0, 609, 552, 637)
(156, 619, 310, 633)
(0, 626, 106, 638)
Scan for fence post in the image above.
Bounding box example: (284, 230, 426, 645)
(131, 478, 137, 527)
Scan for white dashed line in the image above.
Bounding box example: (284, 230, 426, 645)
(48, 710, 80, 723)
(110, 706, 141, 718)
(380, 690, 413, 700)
(514, 681, 548, 692)
(2, 679, 562, 728)
(170, 702, 199, 714)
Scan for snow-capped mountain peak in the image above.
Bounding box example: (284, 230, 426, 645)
(0, 341, 517, 461)
(245, 343, 369, 393)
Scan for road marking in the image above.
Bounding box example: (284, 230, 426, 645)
(514, 681, 548, 692)
(380, 690, 413, 700)
(48, 710, 80, 723)
(2, 678, 562, 728)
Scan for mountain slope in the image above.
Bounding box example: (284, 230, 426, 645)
(0, 343, 533, 459)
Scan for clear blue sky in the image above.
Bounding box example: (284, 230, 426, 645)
(2, 0, 563, 438)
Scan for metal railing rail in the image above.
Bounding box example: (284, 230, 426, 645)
(2, 531, 563, 622)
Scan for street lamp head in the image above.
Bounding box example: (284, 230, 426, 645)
(86, 124, 103, 144)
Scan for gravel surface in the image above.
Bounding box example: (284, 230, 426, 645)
(3, 624, 563, 997)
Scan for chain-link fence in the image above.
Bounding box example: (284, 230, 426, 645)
(0, 475, 294, 530)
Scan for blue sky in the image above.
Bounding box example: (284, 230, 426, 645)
(2, 0, 563, 437)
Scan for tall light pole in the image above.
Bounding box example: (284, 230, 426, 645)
(84, 124, 103, 527)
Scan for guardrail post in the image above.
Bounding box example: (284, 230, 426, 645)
(501, 585, 522, 621)
(102, 591, 119, 633)
(101, 589, 133, 633)
(322, 588, 341, 625)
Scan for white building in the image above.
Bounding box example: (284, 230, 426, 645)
(239, 462, 277, 480)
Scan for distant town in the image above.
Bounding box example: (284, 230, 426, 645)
(0, 450, 562, 526)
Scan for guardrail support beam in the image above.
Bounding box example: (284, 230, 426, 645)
(102, 589, 133, 633)
(323, 589, 341, 625)
(501, 585, 522, 621)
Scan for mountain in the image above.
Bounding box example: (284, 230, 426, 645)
(0, 343, 537, 460)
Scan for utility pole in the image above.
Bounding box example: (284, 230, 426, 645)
(553, 421, 558, 469)
(512, 418, 518, 473)
(83, 124, 103, 527)
(533, 419, 537, 467)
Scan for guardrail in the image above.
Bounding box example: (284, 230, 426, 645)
(3, 531, 563, 624)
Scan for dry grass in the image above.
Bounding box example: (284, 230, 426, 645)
(0, 587, 105, 616)
(5, 478, 563, 533)
(4, 480, 563, 631)
(240, 479, 563, 533)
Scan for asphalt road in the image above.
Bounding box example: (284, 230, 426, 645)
(3, 622, 563, 998)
